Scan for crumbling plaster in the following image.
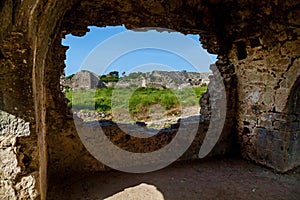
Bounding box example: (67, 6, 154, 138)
(0, 0, 299, 199)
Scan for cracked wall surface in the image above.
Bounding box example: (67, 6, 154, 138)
(0, 0, 299, 199)
(0, 111, 38, 199)
(230, 34, 300, 172)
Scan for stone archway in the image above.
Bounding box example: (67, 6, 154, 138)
(284, 75, 300, 171)
(1, 1, 300, 199)
(288, 76, 300, 115)
(43, 2, 239, 198)
(44, 0, 237, 177)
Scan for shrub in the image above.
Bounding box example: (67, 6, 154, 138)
(65, 85, 208, 120)
(65, 74, 75, 80)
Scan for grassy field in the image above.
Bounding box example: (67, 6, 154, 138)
(66, 86, 207, 120)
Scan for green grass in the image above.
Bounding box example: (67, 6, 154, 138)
(66, 85, 207, 120)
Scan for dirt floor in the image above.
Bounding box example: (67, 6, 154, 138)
(48, 157, 300, 200)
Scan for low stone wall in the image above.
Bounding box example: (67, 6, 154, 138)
(47, 116, 231, 177)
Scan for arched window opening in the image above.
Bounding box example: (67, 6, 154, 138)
(61, 25, 217, 130)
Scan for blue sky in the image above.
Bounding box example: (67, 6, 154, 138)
(62, 25, 217, 76)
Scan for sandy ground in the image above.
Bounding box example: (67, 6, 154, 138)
(48, 157, 300, 200)
(146, 106, 200, 129)
(75, 106, 200, 130)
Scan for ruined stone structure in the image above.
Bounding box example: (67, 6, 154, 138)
(65, 70, 211, 90)
(135, 70, 211, 89)
(66, 70, 105, 90)
(0, 0, 299, 199)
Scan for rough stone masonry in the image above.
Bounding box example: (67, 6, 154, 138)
(0, 0, 299, 199)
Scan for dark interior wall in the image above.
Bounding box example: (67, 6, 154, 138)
(231, 44, 300, 172)
(288, 76, 300, 115)
(0, 1, 39, 198)
(45, 0, 300, 175)
(286, 76, 300, 170)
(0, 1, 77, 198)
(0, 0, 299, 199)
(45, 0, 236, 177)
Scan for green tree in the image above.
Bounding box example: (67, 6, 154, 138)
(65, 74, 75, 80)
(109, 71, 119, 78)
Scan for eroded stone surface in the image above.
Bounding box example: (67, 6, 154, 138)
(0, 0, 300, 199)
(0, 111, 30, 137)
(15, 175, 38, 200)
(231, 37, 300, 172)
(0, 111, 38, 199)
(0, 134, 38, 200)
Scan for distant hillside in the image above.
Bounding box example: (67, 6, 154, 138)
(63, 70, 211, 90)
(119, 70, 211, 89)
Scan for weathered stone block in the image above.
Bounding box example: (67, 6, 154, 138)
(288, 115, 297, 122)
(268, 151, 287, 170)
(255, 146, 270, 164)
(288, 122, 300, 131)
(273, 121, 286, 130)
(0, 111, 30, 137)
(256, 136, 267, 149)
(0, 180, 16, 200)
(281, 40, 300, 56)
(15, 175, 38, 200)
(271, 130, 283, 141)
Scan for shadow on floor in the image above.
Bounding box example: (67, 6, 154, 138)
(47, 158, 300, 200)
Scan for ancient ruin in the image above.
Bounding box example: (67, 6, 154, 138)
(64, 70, 211, 90)
(65, 70, 106, 90)
(0, 0, 299, 199)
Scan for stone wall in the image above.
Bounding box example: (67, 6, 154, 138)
(47, 116, 214, 176)
(66, 70, 106, 90)
(66, 70, 211, 90)
(139, 70, 211, 89)
(0, 12, 39, 198)
(0, 111, 38, 199)
(230, 38, 300, 172)
(0, 0, 299, 199)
